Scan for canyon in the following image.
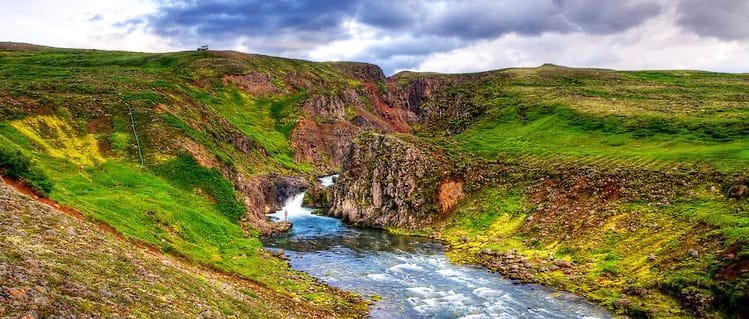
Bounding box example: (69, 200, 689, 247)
(0, 44, 747, 318)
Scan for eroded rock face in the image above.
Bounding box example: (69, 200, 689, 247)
(223, 71, 281, 96)
(290, 118, 326, 166)
(301, 89, 361, 122)
(328, 132, 456, 229)
(290, 118, 359, 171)
(302, 180, 331, 210)
(385, 76, 450, 121)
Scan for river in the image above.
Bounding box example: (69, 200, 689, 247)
(262, 176, 611, 319)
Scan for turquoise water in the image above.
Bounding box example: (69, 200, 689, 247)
(263, 179, 611, 319)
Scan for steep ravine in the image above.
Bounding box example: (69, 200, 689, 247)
(2, 46, 747, 319)
(266, 176, 612, 319)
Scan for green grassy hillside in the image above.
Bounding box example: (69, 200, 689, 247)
(0, 47, 372, 316)
(421, 65, 749, 172)
(405, 65, 749, 318)
(1, 45, 747, 318)
(0, 180, 354, 318)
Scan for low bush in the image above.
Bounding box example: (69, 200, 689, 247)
(0, 145, 53, 194)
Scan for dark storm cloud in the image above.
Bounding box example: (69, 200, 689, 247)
(144, 0, 664, 71)
(355, 0, 419, 29)
(147, 0, 663, 44)
(355, 0, 663, 39)
(676, 0, 749, 40)
(148, 0, 357, 42)
(561, 0, 664, 34)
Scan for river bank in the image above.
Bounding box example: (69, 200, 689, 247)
(262, 177, 612, 319)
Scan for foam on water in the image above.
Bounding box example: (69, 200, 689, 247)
(318, 174, 339, 187)
(263, 176, 612, 319)
(406, 286, 437, 296)
(472, 287, 505, 298)
(368, 273, 397, 282)
(388, 263, 425, 273)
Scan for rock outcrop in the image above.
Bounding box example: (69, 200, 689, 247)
(328, 132, 462, 229)
(303, 180, 332, 210)
(385, 73, 453, 121)
(235, 173, 307, 235)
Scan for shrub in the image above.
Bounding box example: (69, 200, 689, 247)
(154, 153, 245, 221)
(0, 145, 53, 194)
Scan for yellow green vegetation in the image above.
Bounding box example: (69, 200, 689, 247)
(11, 115, 105, 166)
(437, 181, 747, 318)
(428, 65, 749, 173)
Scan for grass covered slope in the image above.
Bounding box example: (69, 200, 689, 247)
(0, 180, 344, 318)
(1, 44, 747, 319)
(405, 65, 749, 318)
(0, 46, 372, 316)
(422, 65, 749, 172)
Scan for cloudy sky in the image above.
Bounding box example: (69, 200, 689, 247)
(2, 0, 748, 74)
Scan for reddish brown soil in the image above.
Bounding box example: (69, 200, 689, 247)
(438, 179, 465, 215)
(363, 82, 412, 133)
(223, 72, 282, 96)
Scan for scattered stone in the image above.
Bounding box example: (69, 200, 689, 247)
(19, 311, 39, 319)
(32, 296, 50, 307)
(728, 185, 748, 200)
(199, 309, 222, 319)
(272, 249, 289, 261)
(553, 260, 573, 269)
(269, 221, 293, 234)
(648, 254, 656, 261)
(688, 249, 699, 257)
(613, 298, 631, 309)
(8, 287, 27, 300)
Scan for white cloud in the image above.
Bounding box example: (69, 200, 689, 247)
(415, 4, 749, 73)
(307, 20, 381, 61)
(0, 0, 179, 52)
(1, 0, 748, 74)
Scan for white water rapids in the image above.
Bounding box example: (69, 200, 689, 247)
(263, 176, 611, 319)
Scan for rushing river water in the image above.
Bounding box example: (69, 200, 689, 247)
(262, 177, 611, 319)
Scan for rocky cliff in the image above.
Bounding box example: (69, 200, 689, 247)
(328, 132, 463, 229)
